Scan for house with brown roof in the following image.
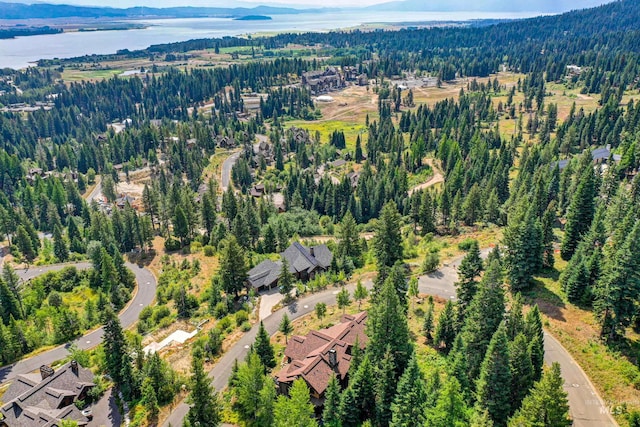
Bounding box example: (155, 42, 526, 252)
(1, 361, 94, 427)
(276, 312, 367, 403)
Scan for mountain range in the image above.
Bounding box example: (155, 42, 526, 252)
(0, 1, 326, 19)
(366, 0, 611, 13)
(0, 0, 616, 20)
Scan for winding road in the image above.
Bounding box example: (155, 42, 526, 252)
(221, 150, 241, 192)
(0, 261, 157, 385)
(220, 134, 270, 193)
(163, 251, 617, 427)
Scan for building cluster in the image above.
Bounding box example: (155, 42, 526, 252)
(302, 67, 368, 95)
(26, 168, 78, 184)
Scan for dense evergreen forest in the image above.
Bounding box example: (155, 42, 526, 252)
(1, 0, 640, 426)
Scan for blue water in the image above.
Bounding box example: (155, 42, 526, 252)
(0, 11, 540, 69)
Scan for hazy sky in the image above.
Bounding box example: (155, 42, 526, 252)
(39, 0, 390, 7)
(31, 0, 607, 9)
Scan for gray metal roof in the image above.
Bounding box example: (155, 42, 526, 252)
(247, 243, 333, 289)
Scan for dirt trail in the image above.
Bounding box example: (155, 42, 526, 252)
(408, 158, 445, 196)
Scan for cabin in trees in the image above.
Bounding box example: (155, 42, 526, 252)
(556, 144, 622, 171)
(253, 140, 275, 165)
(288, 127, 311, 145)
(216, 135, 236, 149)
(0, 361, 94, 427)
(302, 67, 345, 95)
(276, 312, 367, 403)
(247, 242, 333, 291)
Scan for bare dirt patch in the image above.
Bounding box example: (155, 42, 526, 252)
(314, 84, 379, 123)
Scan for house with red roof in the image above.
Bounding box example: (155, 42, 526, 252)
(276, 311, 367, 404)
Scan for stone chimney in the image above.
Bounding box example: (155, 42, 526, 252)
(40, 365, 54, 380)
(328, 348, 337, 369)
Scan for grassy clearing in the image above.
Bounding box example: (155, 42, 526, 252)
(61, 68, 123, 82)
(286, 119, 366, 151)
(404, 224, 503, 268)
(407, 166, 434, 188)
(64, 285, 98, 317)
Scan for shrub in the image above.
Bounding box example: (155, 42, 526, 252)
(235, 310, 249, 326)
(152, 305, 171, 325)
(218, 315, 232, 331)
(164, 238, 181, 251)
(241, 321, 252, 332)
(139, 306, 153, 321)
(158, 316, 173, 329)
(458, 238, 476, 251)
(422, 251, 440, 273)
(213, 301, 228, 319)
(137, 320, 149, 334)
(203, 245, 215, 257)
(205, 328, 223, 356)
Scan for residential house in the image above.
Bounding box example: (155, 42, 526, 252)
(115, 194, 136, 209)
(276, 312, 367, 403)
(0, 361, 94, 427)
(250, 184, 266, 198)
(247, 242, 333, 291)
(556, 144, 622, 171)
(216, 135, 236, 149)
(253, 141, 274, 165)
(347, 172, 360, 188)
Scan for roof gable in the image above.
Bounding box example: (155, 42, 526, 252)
(277, 312, 367, 396)
(1, 362, 94, 427)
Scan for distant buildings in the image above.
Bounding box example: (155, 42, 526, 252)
(301, 66, 367, 95)
(566, 65, 583, 76)
(1, 361, 94, 427)
(276, 312, 367, 402)
(302, 67, 344, 95)
(247, 242, 333, 291)
(556, 144, 622, 170)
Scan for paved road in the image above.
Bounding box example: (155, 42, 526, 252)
(0, 261, 157, 385)
(220, 134, 269, 192)
(163, 249, 616, 427)
(221, 151, 241, 192)
(85, 176, 102, 203)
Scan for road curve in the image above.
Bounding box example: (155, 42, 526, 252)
(164, 250, 617, 427)
(0, 261, 157, 385)
(221, 151, 241, 192)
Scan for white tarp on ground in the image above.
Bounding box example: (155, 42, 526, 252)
(143, 329, 198, 354)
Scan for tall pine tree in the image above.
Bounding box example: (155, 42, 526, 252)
(187, 347, 221, 427)
(390, 355, 427, 427)
(476, 323, 512, 427)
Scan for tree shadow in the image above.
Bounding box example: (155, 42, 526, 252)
(425, 270, 444, 279)
(126, 249, 156, 268)
(287, 300, 299, 314)
(527, 276, 566, 322)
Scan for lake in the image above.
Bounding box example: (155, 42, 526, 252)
(0, 11, 541, 69)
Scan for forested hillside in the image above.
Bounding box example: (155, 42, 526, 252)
(0, 1, 639, 426)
